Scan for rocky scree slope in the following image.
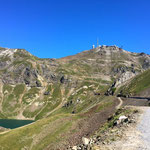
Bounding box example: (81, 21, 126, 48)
(118, 68, 150, 97)
(0, 46, 150, 119)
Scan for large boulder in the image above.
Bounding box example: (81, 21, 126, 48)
(117, 115, 128, 125)
(72, 146, 77, 150)
(82, 137, 90, 145)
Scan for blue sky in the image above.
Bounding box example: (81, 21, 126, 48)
(0, 0, 150, 58)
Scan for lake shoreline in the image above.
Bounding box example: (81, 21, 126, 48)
(0, 119, 35, 129)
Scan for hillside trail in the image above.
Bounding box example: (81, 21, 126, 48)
(46, 87, 75, 117)
(98, 106, 150, 150)
(137, 107, 150, 149)
(116, 97, 123, 109)
(0, 129, 10, 135)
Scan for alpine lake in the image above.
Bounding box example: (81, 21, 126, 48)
(0, 119, 34, 129)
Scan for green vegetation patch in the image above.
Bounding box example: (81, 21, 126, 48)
(95, 99, 113, 113)
(13, 84, 25, 98)
(35, 84, 62, 120)
(23, 87, 39, 104)
(119, 69, 150, 95)
(1, 56, 11, 62)
(2, 84, 26, 116)
(0, 114, 77, 150)
(98, 108, 133, 133)
(3, 84, 13, 94)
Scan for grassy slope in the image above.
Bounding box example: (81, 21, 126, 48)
(2, 84, 25, 117)
(0, 114, 74, 150)
(0, 96, 118, 150)
(118, 69, 150, 96)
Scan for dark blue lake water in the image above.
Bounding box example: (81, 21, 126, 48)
(0, 119, 34, 129)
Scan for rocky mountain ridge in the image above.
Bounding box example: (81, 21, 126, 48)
(1, 46, 150, 150)
(0, 46, 150, 119)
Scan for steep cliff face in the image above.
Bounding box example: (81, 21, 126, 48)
(0, 46, 150, 119)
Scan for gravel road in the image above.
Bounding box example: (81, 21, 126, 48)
(137, 107, 150, 150)
(95, 107, 150, 150)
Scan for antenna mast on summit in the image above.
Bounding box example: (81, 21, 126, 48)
(97, 38, 99, 48)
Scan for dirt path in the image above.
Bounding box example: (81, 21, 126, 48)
(46, 87, 76, 117)
(137, 107, 150, 150)
(0, 129, 10, 135)
(45, 88, 67, 117)
(46, 98, 65, 117)
(116, 97, 123, 109)
(96, 107, 150, 150)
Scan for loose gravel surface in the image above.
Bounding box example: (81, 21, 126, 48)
(94, 107, 150, 150)
(137, 107, 150, 150)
